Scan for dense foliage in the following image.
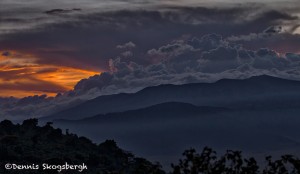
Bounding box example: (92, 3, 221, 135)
(171, 147, 300, 174)
(0, 119, 164, 174)
(2, 119, 300, 174)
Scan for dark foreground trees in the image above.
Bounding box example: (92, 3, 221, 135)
(171, 147, 300, 174)
(0, 119, 164, 174)
(1, 119, 300, 174)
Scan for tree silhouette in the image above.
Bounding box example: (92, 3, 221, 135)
(171, 147, 300, 174)
(0, 119, 165, 174)
(2, 119, 300, 174)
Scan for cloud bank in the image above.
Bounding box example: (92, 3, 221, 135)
(2, 33, 300, 120)
(73, 34, 300, 96)
(1, 2, 300, 120)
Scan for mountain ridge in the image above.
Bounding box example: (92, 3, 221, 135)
(43, 75, 300, 121)
(54, 102, 230, 123)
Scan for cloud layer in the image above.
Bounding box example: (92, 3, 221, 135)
(2, 33, 300, 120)
(1, 4, 299, 71)
(73, 34, 300, 96)
(1, 1, 300, 119)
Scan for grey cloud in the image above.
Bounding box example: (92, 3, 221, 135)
(123, 51, 133, 57)
(147, 42, 194, 58)
(264, 26, 283, 34)
(200, 46, 239, 73)
(228, 31, 300, 53)
(116, 41, 136, 49)
(187, 34, 227, 50)
(74, 72, 113, 92)
(253, 48, 288, 70)
(286, 53, 300, 62)
(0, 92, 86, 120)
(16, 95, 49, 106)
(72, 34, 300, 98)
(227, 26, 284, 42)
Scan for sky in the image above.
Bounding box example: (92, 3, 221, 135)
(1, 0, 300, 118)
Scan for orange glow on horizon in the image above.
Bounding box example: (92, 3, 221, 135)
(0, 50, 100, 98)
(28, 65, 99, 90)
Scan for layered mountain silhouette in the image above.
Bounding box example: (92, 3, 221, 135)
(44, 75, 300, 121)
(55, 102, 229, 123)
(39, 75, 300, 169)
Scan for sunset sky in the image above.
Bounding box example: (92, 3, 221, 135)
(0, 50, 98, 97)
(0, 0, 300, 98)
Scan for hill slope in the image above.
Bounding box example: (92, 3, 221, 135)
(44, 75, 300, 121)
(55, 102, 229, 123)
(0, 119, 165, 174)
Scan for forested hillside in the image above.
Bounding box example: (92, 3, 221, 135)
(0, 119, 164, 174)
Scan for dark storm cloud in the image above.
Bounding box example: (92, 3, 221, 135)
(0, 6, 299, 71)
(45, 8, 81, 15)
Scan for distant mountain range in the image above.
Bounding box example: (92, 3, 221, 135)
(43, 75, 300, 121)
(48, 75, 300, 169)
(55, 102, 229, 123)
